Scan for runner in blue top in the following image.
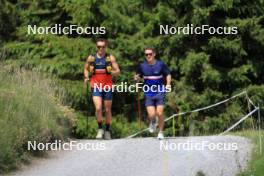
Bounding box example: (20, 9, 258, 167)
(134, 47, 171, 140)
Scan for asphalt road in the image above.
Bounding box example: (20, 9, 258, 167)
(12, 135, 252, 176)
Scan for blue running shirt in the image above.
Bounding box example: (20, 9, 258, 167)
(137, 60, 170, 97)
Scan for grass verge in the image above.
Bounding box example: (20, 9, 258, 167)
(232, 130, 264, 176)
(73, 113, 147, 139)
(0, 64, 73, 173)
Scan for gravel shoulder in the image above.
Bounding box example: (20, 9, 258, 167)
(11, 135, 252, 176)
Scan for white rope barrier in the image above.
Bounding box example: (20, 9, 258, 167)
(219, 107, 259, 135)
(165, 91, 247, 122)
(127, 90, 247, 138)
(248, 97, 257, 108)
(126, 128, 150, 139)
(257, 104, 262, 155)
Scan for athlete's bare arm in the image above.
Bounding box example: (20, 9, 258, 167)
(165, 74, 172, 92)
(134, 74, 141, 82)
(84, 55, 92, 84)
(166, 74, 171, 86)
(110, 55, 120, 76)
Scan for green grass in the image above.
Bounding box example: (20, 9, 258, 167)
(0, 64, 72, 173)
(232, 130, 264, 176)
(73, 113, 147, 139)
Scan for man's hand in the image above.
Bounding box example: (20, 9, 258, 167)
(165, 84, 172, 92)
(134, 74, 141, 82)
(109, 55, 120, 76)
(84, 77, 89, 85)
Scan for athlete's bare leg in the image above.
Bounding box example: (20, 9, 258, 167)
(156, 105, 164, 131)
(146, 106, 156, 121)
(104, 100, 112, 124)
(93, 96, 103, 123)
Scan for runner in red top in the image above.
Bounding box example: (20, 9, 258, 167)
(90, 54, 113, 89)
(84, 38, 120, 140)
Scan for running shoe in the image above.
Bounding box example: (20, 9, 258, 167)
(96, 129, 104, 139)
(104, 131, 111, 140)
(157, 131, 164, 140)
(149, 118, 157, 133)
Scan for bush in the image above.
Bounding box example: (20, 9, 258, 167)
(0, 64, 72, 173)
(73, 113, 146, 139)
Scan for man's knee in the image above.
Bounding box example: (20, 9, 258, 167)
(156, 109, 164, 117)
(95, 107, 102, 114)
(148, 112, 156, 119)
(105, 107, 111, 114)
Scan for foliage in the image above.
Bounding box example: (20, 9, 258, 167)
(74, 114, 145, 139)
(0, 65, 72, 173)
(1, 0, 264, 137)
(0, 0, 18, 42)
(233, 130, 264, 176)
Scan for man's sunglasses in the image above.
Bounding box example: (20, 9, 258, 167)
(145, 53, 153, 57)
(97, 45, 106, 49)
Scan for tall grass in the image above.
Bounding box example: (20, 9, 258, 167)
(0, 64, 72, 173)
(234, 130, 264, 176)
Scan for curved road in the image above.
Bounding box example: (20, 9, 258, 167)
(12, 135, 252, 176)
